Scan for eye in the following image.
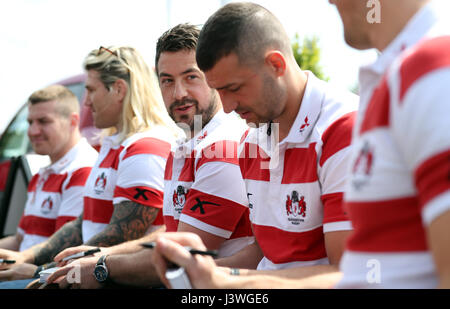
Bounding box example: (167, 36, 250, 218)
(160, 78, 173, 86)
(229, 86, 241, 93)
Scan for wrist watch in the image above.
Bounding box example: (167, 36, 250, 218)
(93, 255, 111, 284)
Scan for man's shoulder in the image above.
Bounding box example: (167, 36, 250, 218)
(397, 35, 450, 100)
(121, 131, 173, 160)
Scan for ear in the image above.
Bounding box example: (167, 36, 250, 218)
(112, 79, 128, 102)
(265, 51, 286, 76)
(69, 112, 80, 129)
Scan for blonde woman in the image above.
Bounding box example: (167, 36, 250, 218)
(0, 46, 182, 284)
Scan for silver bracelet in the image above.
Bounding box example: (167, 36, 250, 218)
(230, 268, 240, 276)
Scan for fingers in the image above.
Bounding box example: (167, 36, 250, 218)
(54, 245, 97, 264)
(151, 240, 171, 288)
(0, 269, 12, 282)
(156, 236, 195, 268)
(46, 265, 71, 285)
(152, 233, 208, 288)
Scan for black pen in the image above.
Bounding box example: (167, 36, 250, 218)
(0, 259, 16, 264)
(141, 242, 218, 257)
(61, 248, 101, 262)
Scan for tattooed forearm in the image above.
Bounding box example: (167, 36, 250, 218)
(85, 201, 160, 247)
(33, 215, 83, 266)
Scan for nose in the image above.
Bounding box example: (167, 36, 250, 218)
(27, 121, 40, 137)
(84, 95, 93, 109)
(173, 80, 188, 101)
(218, 90, 238, 114)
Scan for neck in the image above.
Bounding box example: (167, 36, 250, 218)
(275, 67, 307, 141)
(370, 0, 429, 51)
(50, 134, 81, 164)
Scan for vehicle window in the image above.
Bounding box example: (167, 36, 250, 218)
(66, 82, 85, 103)
(0, 104, 31, 159)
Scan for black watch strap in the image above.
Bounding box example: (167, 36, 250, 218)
(94, 254, 112, 285)
(97, 254, 108, 267)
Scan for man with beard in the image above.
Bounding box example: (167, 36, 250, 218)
(46, 23, 253, 288)
(151, 2, 359, 289)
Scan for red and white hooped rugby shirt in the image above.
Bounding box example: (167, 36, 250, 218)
(337, 4, 450, 289)
(17, 138, 98, 251)
(239, 72, 358, 270)
(82, 127, 175, 243)
(163, 110, 254, 258)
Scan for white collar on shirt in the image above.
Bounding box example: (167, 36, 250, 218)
(176, 109, 231, 149)
(38, 137, 89, 176)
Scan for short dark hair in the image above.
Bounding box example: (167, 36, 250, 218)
(196, 2, 291, 72)
(155, 23, 201, 71)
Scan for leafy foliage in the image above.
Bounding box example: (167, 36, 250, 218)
(292, 34, 328, 81)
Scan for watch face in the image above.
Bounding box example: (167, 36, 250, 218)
(94, 265, 108, 283)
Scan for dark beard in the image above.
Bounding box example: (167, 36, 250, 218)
(170, 91, 219, 134)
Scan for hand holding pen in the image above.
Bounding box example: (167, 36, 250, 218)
(141, 242, 218, 258)
(149, 232, 221, 289)
(55, 247, 101, 267)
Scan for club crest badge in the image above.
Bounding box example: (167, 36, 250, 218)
(94, 172, 107, 195)
(41, 196, 53, 214)
(351, 140, 374, 190)
(173, 185, 189, 214)
(286, 191, 306, 225)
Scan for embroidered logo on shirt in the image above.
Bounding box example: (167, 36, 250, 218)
(41, 196, 54, 214)
(196, 131, 208, 143)
(134, 188, 150, 201)
(285, 191, 306, 225)
(173, 185, 188, 214)
(94, 172, 107, 195)
(299, 117, 310, 133)
(351, 140, 374, 190)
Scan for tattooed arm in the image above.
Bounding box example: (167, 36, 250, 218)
(84, 201, 160, 247)
(21, 214, 84, 266)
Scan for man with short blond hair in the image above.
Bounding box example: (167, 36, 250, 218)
(0, 84, 98, 253)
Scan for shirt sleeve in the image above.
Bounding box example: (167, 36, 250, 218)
(319, 111, 357, 233)
(56, 167, 92, 230)
(113, 138, 171, 209)
(180, 141, 250, 238)
(392, 40, 450, 226)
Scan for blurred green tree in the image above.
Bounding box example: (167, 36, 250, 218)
(292, 34, 329, 81)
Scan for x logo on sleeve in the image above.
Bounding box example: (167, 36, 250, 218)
(134, 188, 150, 201)
(190, 198, 220, 214)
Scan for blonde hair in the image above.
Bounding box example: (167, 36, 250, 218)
(83, 46, 180, 142)
(28, 84, 79, 118)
